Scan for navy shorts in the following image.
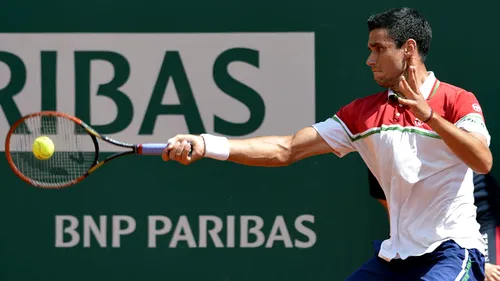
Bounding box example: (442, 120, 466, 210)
(346, 240, 485, 281)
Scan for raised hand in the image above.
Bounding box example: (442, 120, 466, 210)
(397, 65, 434, 123)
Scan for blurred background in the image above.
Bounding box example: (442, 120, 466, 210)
(0, 0, 498, 280)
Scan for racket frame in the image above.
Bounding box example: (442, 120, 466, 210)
(5, 111, 152, 188)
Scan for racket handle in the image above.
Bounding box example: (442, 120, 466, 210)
(138, 142, 193, 156)
(138, 143, 168, 155)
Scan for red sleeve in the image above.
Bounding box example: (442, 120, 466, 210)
(448, 91, 486, 124)
(334, 99, 359, 136)
(447, 90, 490, 145)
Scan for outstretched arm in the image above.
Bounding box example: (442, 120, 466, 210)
(228, 126, 334, 166)
(163, 126, 335, 166)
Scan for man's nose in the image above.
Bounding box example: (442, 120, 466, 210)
(366, 54, 376, 67)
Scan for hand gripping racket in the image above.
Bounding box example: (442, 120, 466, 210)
(5, 111, 188, 189)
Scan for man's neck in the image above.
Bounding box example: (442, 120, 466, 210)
(390, 66, 430, 97)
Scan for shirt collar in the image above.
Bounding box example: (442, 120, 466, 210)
(388, 71, 436, 100)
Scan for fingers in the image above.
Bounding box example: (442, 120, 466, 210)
(161, 135, 195, 164)
(399, 65, 423, 101)
(398, 76, 409, 94)
(398, 75, 413, 99)
(168, 140, 189, 162)
(161, 137, 178, 161)
(161, 149, 170, 161)
(396, 95, 417, 106)
(494, 266, 500, 281)
(408, 65, 418, 92)
(171, 134, 198, 143)
(181, 140, 192, 160)
(484, 261, 500, 281)
(174, 140, 185, 157)
(396, 77, 418, 106)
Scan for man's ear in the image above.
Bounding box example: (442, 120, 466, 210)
(404, 39, 417, 58)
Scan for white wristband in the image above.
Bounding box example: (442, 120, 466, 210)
(200, 134, 230, 161)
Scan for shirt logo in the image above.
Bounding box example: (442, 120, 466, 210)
(414, 119, 424, 127)
(472, 103, 482, 112)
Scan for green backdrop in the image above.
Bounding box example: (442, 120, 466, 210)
(0, 1, 498, 280)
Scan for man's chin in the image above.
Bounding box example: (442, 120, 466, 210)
(375, 80, 392, 88)
(374, 76, 399, 88)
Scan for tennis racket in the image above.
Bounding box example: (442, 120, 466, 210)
(5, 111, 188, 189)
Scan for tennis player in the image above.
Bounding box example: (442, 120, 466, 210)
(163, 7, 493, 280)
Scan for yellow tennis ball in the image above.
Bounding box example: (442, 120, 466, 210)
(32, 136, 55, 160)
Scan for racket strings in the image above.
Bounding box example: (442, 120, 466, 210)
(9, 115, 97, 187)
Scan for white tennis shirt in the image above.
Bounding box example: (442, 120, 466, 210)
(313, 72, 490, 261)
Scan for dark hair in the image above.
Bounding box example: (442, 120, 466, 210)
(367, 7, 432, 61)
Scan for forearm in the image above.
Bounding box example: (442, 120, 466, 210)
(200, 127, 332, 167)
(228, 136, 292, 167)
(427, 113, 492, 174)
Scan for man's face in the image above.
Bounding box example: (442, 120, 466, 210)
(366, 28, 407, 88)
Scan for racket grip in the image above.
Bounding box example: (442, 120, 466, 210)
(138, 142, 193, 156)
(138, 143, 168, 155)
